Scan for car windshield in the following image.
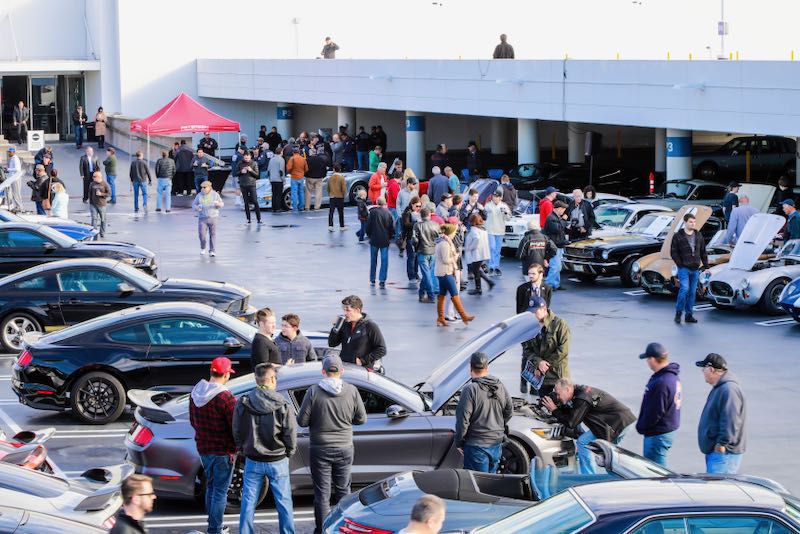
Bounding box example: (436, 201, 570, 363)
(778, 239, 800, 259)
(116, 262, 160, 291)
(0, 210, 23, 222)
(721, 138, 749, 152)
(612, 446, 675, 478)
(33, 224, 78, 247)
(593, 205, 633, 227)
(658, 181, 693, 199)
(628, 213, 675, 237)
(475, 490, 593, 533)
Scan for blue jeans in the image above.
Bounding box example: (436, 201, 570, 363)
(545, 247, 564, 289)
(643, 431, 676, 467)
(676, 267, 699, 314)
(370, 246, 389, 283)
(389, 208, 400, 240)
(357, 151, 369, 170)
(705, 451, 743, 474)
(406, 241, 419, 280)
(75, 125, 83, 147)
(463, 443, 503, 473)
(106, 175, 116, 203)
(437, 274, 458, 297)
(199, 454, 235, 534)
(156, 178, 172, 210)
(35, 201, 46, 215)
(194, 175, 205, 194)
(132, 181, 148, 211)
(488, 234, 503, 269)
(577, 426, 629, 474)
(240, 457, 294, 534)
(291, 179, 305, 211)
(417, 253, 439, 297)
(357, 220, 367, 241)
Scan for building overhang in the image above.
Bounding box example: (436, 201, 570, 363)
(0, 59, 101, 75)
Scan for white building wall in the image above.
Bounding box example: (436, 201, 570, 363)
(0, 0, 91, 60)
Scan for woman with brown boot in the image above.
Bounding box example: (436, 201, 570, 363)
(435, 223, 475, 327)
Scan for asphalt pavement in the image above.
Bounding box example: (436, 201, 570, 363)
(1, 143, 798, 533)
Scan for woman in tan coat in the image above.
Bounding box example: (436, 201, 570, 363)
(434, 223, 474, 326)
(94, 107, 107, 149)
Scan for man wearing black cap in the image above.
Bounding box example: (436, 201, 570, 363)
(543, 200, 569, 290)
(521, 295, 570, 396)
(636, 342, 681, 467)
(782, 199, 800, 241)
(297, 355, 366, 533)
(722, 181, 741, 221)
(696, 353, 747, 474)
(454, 352, 512, 473)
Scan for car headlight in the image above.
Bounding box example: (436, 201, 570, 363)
(531, 428, 556, 439)
(632, 261, 641, 273)
(671, 265, 679, 277)
(741, 278, 751, 290)
(601, 250, 610, 260)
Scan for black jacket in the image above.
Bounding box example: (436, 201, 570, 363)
(233, 387, 297, 462)
(365, 207, 395, 248)
(566, 200, 596, 237)
(516, 281, 553, 313)
(543, 212, 568, 248)
(129, 159, 152, 184)
(237, 160, 259, 187)
(356, 132, 372, 151)
(553, 384, 637, 442)
(251, 333, 281, 367)
(466, 151, 481, 175)
(517, 229, 557, 272)
(79, 155, 100, 180)
(670, 229, 709, 270)
(72, 109, 87, 125)
(174, 146, 195, 172)
(197, 137, 218, 156)
(306, 155, 327, 179)
(265, 132, 282, 151)
(401, 205, 417, 240)
(109, 511, 146, 534)
(328, 313, 387, 368)
(155, 157, 176, 179)
(356, 198, 369, 221)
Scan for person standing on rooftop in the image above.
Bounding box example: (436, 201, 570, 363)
(321, 37, 339, 59)
(493, 34, 515, 59)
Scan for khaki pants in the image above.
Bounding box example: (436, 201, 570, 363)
(305, 177, 324, 210)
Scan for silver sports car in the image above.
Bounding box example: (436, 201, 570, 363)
(703, 214, 800, 315)
(125, 313, 573, 509)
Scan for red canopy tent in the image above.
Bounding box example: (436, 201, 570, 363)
(129, 92, 240, 164)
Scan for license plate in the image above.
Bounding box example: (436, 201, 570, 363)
(574, 264, 585, 273)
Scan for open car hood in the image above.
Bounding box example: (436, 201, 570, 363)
(657, 205, 712, 258)
(728, 214, 785, 270)
(419, 313, 541, 413)
(738, 183, 776, 214)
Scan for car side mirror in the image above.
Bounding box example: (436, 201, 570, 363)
(117, 282, 135, 295)
(223, 337, 243, 349)
(42, 242, 57, 252)
(386, 404, 409, 419)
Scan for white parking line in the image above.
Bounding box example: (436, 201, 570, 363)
(149, 510, 315, 522)
(692, 304, 716, 312)
(755, 318, 797, 327)
(150, 517, 314, 528)
(623, 289, 647, 296)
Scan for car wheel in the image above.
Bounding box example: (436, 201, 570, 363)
(349, 182, 367, 204)
(758, 278, 789, 316)
(225, 456, 268, 513)
(497, 439, 531, 475)
(574, 273, 597, 283)
(0, 312, 42, 353)
(282, 189, 292, 210)
(697, 163, 718, 180)
(69, 371, 126, 425)
(620, 258, 639, 287)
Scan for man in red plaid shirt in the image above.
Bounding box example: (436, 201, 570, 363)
(190, 357, 237, 534)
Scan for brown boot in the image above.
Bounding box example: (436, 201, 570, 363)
(436, 295, 448, 326)
(452, 295, 475, 323)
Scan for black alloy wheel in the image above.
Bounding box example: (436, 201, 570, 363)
(497, 439, 531, 475)
(70, 372, 126, 424)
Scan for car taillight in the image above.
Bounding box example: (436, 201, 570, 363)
(339, 518, 393, 534)
(23, 445, 47, 470)
(102, 516, 116, 529)
(16, 351, 32, 368)
(131, 426, 153, 447)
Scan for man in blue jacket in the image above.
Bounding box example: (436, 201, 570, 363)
(636, 342, 681, 467)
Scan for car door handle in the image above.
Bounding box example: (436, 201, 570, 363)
(67, 299, 81, 304)
(158, 356, 179, 361)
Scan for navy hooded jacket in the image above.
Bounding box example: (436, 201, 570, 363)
(636, 362, 681, 437)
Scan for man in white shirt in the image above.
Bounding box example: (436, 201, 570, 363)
(397, 495, 446, 534)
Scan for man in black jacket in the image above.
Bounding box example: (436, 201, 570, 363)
(109, 474, 156, 534)
(670, 212, 709, 324)
(265, 127, 282, 152)
(466, 141, 481, 178)
(517, 221, 557, 276)
(251, 308, 281, 367)
(516, 263, 553, 313)
(238, 151, 261, 224)
(543, 201, 569, 290)
(355, 126, 372, 170)
(12, 101, 29, 146)
(198, 132, 218, 157)
(233, 363, 297, 534)
(305, 153, 327, 211)
(542, 378, 636, 475)
(79, 146, 100, 203)
(566, 188, 596, 239)
(454, 352, 512, 473)
(328, 295, 387, 370)
(365, 198, 395, 287)
(174, 141, 195, 195)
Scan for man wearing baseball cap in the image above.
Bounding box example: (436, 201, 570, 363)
(189, 357, 237, 534)
(543, 200, 569, 290)
(696, 353, 747, 474)
(454, 352, 512, 473)
(521, 295, 570, 396)
(297, 355, 366, 534)
(636, 342, 681, 467)
(538, 186, 559, 229)
(781, 198, 800, 241)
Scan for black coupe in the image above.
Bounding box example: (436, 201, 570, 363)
(0, 258, 256, 352)
(0, 223, 156, 278)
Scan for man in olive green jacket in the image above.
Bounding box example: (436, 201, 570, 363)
(521, 296, 570, 396)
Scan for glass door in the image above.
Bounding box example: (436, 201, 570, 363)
(58, 75, 84, 140)
(31, 77, 57, 135)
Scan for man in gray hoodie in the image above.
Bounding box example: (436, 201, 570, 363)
(297, 355, 367, 534)
(696, 353, 747, 474)
(233, 363, 297, 534)
(454, 352, 512, 473)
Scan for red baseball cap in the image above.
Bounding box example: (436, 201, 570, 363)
(210, 357, 235, 374)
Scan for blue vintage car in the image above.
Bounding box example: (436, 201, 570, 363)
(0, 209, 97, 241)
(779, 276, 800, 323)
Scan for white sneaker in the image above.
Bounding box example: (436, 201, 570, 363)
(200, 249, 207, 255)
(210, 251, 216, 257)
(329, 226, 335, 232)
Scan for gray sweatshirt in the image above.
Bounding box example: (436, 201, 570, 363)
(297, 378, 367, 448)
(697, 371, 747, 455)
(192, 189, 223, 219)
(454, 375, 513, 448)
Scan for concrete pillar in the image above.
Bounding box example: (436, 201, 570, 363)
(666, 128, 692, 181)
(796, 138, 800, 186)
(654, 128, 666, 174)
(567, 122, 583, 164)
(517, 119, 539, 164)
(337, 106, 356, 136)
(491, 118, 508, 155)
(276, 103, 294, 140)
(405, 112, 426, 178)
